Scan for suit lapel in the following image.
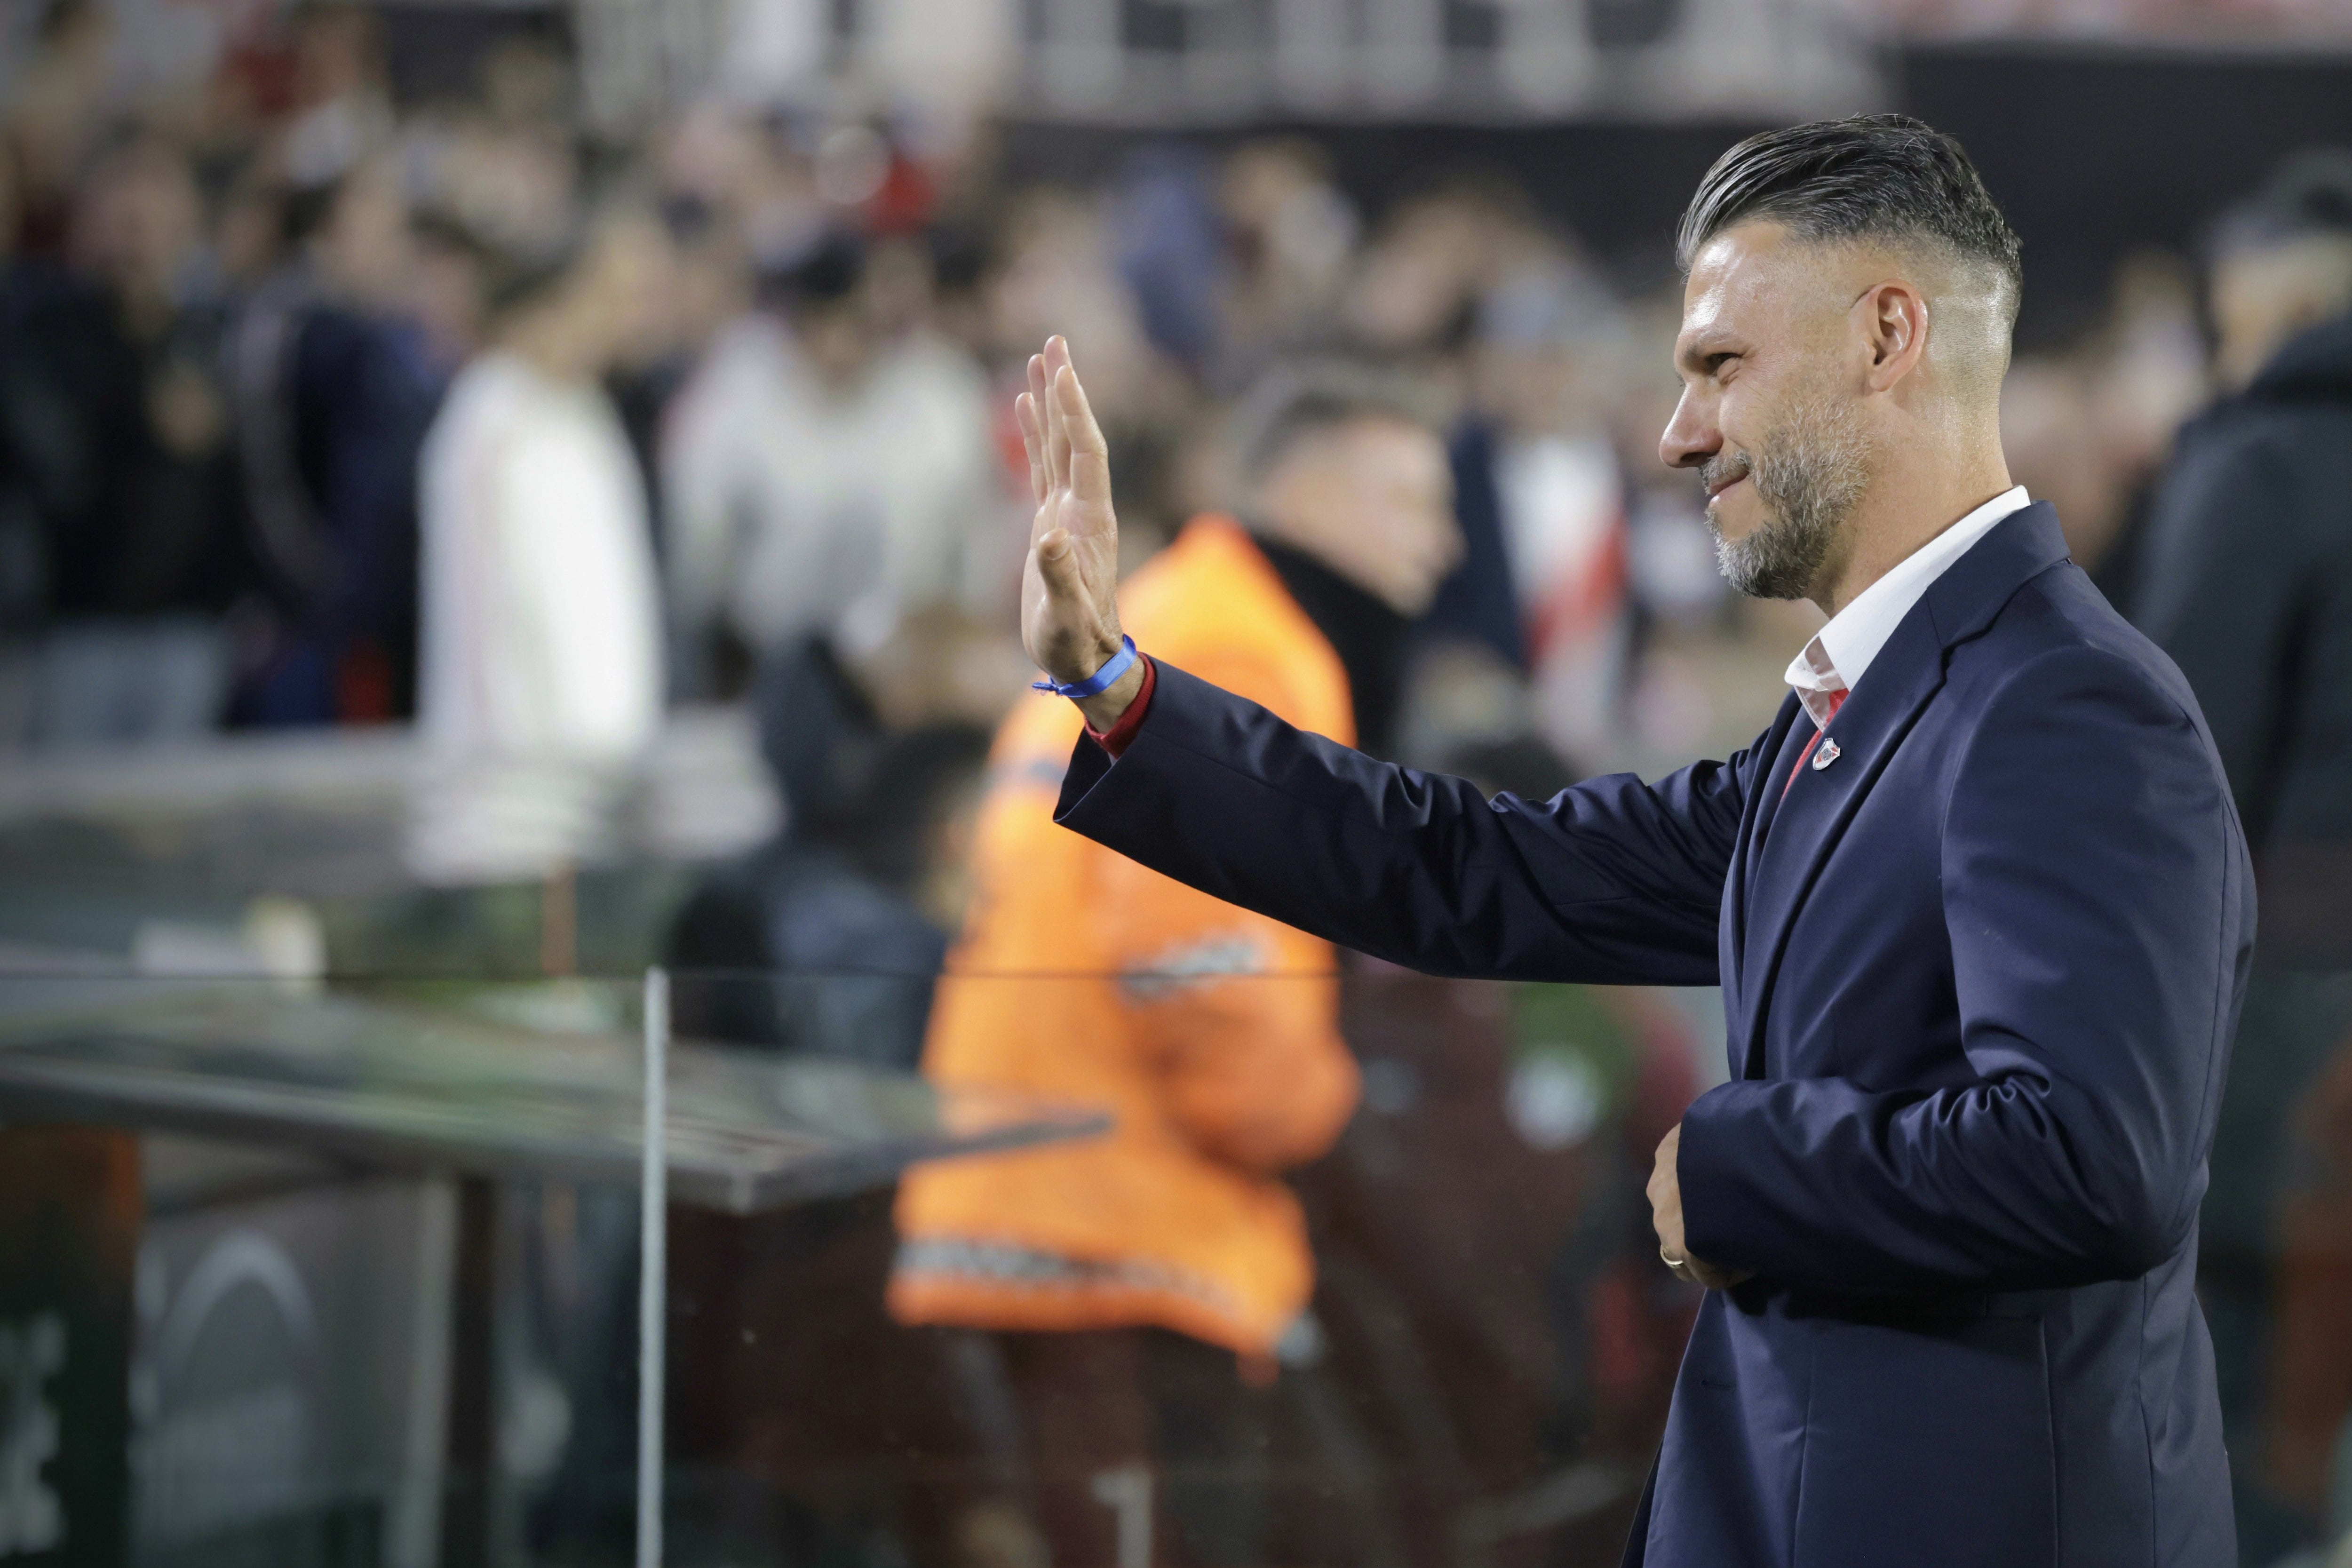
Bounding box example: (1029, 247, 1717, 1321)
(1734, 609, 1947, 1077)
(1719, 692, 1804, 1075)
(1727, 501, 2076, 1080)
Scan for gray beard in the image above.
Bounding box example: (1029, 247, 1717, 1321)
(1706, 394, 1873, 601)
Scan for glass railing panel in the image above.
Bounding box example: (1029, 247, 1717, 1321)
(656, 965, 1719, 1568)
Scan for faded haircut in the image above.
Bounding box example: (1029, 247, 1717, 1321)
(1676, 114, 2024, 329)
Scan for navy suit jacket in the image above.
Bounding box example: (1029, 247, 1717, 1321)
(1055, 504, 2253, 1568)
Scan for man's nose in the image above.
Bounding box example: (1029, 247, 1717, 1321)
(1659, 390, 1718, 472)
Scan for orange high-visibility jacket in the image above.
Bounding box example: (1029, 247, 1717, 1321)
(890, 516, 1362, 1359)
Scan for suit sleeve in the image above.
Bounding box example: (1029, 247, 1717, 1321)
(1056, 660, 1751, 986)
(1678, 645, 2251, 1294)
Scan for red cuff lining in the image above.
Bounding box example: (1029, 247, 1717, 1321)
(1084, 655, 1157, 759)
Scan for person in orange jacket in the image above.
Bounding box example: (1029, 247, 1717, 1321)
(891, 362, 1460, 1564)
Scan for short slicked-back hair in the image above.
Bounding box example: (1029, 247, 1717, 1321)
(1677, 114, 2023, 324)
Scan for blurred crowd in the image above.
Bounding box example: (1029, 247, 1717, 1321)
(0, 0, 1774, 824)
(11, 4, 2352, 1565)
(0, 0, 2244, 832)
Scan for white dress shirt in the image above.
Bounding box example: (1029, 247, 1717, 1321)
(1783, 486, 2033, 728)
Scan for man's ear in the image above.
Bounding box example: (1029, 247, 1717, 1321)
(1858, 279, 1930, 393)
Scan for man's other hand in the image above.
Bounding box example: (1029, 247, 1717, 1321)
(1650, 1123, 1754, 1290)
(1017, 337, 1143, 731)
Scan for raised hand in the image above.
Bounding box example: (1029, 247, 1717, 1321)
(1016, 337, 1142, 725)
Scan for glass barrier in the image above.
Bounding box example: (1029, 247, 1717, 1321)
(0, 971, 667, 1568)
(3, 959, 2349, 1566)
(653, 966, 1721, 1568)
(0, 964, 1716, 1567)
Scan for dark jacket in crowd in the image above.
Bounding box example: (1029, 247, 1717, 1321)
(227, 267, 444, 725)
(0, 260, 246, 622)
(1421, 419, 1530, 672)
(667, 638, 983, 1068)
(2134, 313, 2352, 969)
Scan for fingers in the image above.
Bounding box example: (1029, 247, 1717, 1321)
(1015, 388, 1048, 508)
(1025, 351, 1063, 498)
(1054, 363, 1113, 518)
(1054, 359, 1106, 456)
(1028, 337, 1105, 523)
(1043, 340, 1073, 494)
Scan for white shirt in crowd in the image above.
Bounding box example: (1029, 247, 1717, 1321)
(409, 350, 664, 885)
(1783, 485, 2034, 726)
(662, 315, 1010, 666)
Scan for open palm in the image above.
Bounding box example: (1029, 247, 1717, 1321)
(1016, 337, 1126, 686)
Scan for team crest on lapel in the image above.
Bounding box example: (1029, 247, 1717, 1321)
(1812, 737, 1842, 770)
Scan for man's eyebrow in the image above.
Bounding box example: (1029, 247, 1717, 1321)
(1675, 332, 1741, 369)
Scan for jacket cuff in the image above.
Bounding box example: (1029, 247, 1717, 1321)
(1082, 655, 1158, 759)
(1676, 1081, 1766, 1273)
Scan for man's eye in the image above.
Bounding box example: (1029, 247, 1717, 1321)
(1707, 353, 1739, 374)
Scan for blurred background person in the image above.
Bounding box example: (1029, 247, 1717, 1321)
(1, 0, 116, 260)
(405, 202, 673, 888)
(2, 129, 245, 747)
(2130, 151, 2352, 1565)
(661, 224, 1009, 697)
(1458, 248, 1634, 769)
(668, 635, 991, 1067)
(889, 361, 1456, 1564)
(226, 148, 443, 726)
(1998, 255, 2208, 612)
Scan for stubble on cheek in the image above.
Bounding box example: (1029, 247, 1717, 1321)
(1707, 392, 1872, 601)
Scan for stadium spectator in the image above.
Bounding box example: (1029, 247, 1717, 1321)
(2131, 150, 2352, 1564)
(668, 636, 992, 1067)
(661, 228, 1008, 692)
(2, 0, 115, 259)
(889, 359, 1458, 1564)
(225, 151, 443, 724)
(2, 131, 246, 745)
(405, 205, 672, 886)
(1459, 252, 1633, 766)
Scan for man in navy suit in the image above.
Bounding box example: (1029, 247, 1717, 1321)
(1008, 115, 2251, 1567)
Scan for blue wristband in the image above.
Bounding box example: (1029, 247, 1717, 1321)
(1032, 636, 1138, 700)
